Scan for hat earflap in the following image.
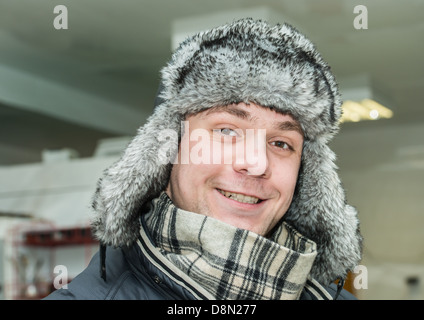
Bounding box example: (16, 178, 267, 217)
(91, 103, 180, 247)
(284, 139, 363, 284)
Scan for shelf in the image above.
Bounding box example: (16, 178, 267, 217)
(24, 226, 98, 247)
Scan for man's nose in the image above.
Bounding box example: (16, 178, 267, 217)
(232, 129, 270, 177)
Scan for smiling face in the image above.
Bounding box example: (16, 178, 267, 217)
(165, 102, 304, 237)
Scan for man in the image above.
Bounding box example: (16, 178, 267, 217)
(45, 18, 362, 300)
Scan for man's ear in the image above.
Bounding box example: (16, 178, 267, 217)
(164, 175, 174, 200)
(293, 159, 304, 199)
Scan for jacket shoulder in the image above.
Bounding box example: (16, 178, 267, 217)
(325, 283, 357, 300)
(300, 280, 357, 300)
(44, 246, 138, 300)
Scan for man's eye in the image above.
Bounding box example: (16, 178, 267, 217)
(271, 141, 291, 150)
(220, 128, 238, 136)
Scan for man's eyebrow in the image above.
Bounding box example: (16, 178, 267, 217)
(203, 105, 252, 120)
(274, 120, 304, 137)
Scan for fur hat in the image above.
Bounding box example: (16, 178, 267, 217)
(91, 18, 362, 285)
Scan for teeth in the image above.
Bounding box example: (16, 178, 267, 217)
(218, 189, 260, 204)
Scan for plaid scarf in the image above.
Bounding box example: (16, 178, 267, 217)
(144, 192, 317, 300)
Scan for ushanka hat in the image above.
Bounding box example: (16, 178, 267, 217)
(91, 18, 362, 285)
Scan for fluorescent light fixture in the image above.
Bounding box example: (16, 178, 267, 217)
(341, 99, 394, 123)
(339, 75, 394, 123)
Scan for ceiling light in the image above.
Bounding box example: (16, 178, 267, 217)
(341, 99, 393, 123)
(339, 74, 394, 123)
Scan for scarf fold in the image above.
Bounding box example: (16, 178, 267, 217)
(143, 192, 317, 300)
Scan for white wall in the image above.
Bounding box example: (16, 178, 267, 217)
(0, 156, 118, 227)
(0, 155, 118, 299)
(331, 121, 424, 299)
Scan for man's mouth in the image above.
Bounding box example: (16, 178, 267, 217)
(217, 189, 262, 204)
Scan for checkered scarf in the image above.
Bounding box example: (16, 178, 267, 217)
(144, 193, 317, 300)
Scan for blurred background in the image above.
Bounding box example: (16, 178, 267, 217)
(0, 0, 423, 300)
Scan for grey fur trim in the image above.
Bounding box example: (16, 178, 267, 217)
(285, 139, 362, 283)
(91, 18, 362, 285)
(91, 104, 178, 247)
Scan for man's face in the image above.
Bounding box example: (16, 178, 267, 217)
(165, 102, 304, 236)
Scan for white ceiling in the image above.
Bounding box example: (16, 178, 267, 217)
(0, 0, 423, 165)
